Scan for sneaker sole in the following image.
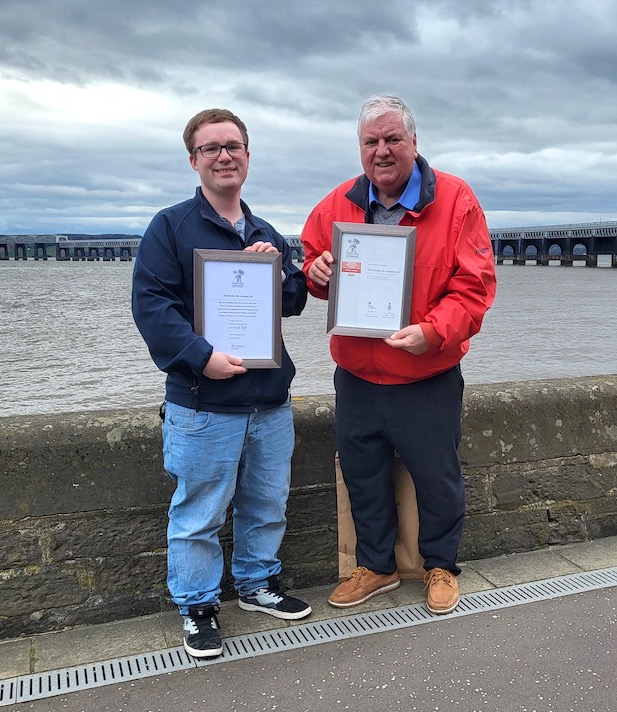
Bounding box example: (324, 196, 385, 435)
(328, 579, 401, 608)
(426, 596, 460, 615)
(183, 640, 223, 658)
(237, 599, 313, 620)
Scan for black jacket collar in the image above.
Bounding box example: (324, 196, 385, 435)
(344, 154, 436, 221)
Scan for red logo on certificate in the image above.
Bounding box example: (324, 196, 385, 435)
(341, 261, 362, 274)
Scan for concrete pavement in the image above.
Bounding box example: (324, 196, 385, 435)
(2, 537, 617, 710)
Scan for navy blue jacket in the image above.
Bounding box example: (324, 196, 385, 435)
(132, 188, 307, 412)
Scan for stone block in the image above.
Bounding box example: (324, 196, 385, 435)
(459, 510, 549, 560)
(462, 470, 492, 513)
(95, 552, 167, 595)
(0, 524, 41, 568)
(490, 457, 612, 509)
(460, 376, 617, 467)
(1, 566, 89, 616)
(290, 397, 336, 487)
(546, 503, 587, 544)
(0, 409, 174, 518)
(278, 528, 337, 564)
(585, 507, 617, 540)
(285, 485, 337, 531)
(49, 509, 168, 560)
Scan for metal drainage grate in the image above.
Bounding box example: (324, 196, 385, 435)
(2, 566, 617, 706)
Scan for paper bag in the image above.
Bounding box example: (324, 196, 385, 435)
(336, 455, 426, 581)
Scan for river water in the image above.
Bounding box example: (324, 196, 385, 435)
(1, 260, 615, 417)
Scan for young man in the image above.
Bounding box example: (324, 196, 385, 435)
(301, 95, 496, 615)
(132, 108, 311, 659)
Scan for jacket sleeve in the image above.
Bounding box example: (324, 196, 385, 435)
(276, 230, 308, 317)
(300, 202, 331, 301)
(423, 196, 496, 348)
(131, 213, 213, 375)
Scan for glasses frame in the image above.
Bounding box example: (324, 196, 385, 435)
(193, 142, 248, 159)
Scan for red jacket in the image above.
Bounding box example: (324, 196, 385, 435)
(301, 156, 496, 384)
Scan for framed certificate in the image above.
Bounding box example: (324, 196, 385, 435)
(327, 222, 416, 338)
(193, 249, 282, 368)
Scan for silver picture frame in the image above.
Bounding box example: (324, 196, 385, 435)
(327, 222, 416, 338)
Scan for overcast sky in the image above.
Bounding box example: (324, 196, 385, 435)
(2, 0, 616, 237)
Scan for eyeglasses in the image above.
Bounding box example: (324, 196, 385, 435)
(193, 142, 247, 159)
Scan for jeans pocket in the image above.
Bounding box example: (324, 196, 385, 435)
(162, 404, 213, 480)
(165, 403, 212, 433)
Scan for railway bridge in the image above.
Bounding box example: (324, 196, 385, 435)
(2, 222, 617, 266)
(0, 236, 141, 261)
(490, 220, 617, 267)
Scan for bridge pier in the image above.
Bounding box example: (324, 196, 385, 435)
(0, 243, 9, 260)
(33, 244, 49, 261)
(87, 247, 101, 261)
(14, 243, 28, 260)
(594, 254, 614, 268)
(103, 248, 116, 261)
(72, 246, 87, 261)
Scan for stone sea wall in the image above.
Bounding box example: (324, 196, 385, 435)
(1, 375, 616, 639)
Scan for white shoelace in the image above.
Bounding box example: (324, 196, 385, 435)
(184, 616, 217, 633)
(254, 589, 284, 604)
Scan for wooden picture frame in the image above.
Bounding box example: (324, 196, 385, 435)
(193, 249, 282, 368)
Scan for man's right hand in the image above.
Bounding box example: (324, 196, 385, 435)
(308, 250, 334, 287)
(203, 351, 247, 379)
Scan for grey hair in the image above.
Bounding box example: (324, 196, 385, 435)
(357, 95, 416, 139)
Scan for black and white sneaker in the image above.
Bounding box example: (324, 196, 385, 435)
(183, 604, 223, 658)
(238, 575, 312, 620)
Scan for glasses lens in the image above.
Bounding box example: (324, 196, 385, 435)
(225, 143, 246, 156)
(199, 145, 220, 158)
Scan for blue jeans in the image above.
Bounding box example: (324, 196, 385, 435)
(162, 398, 294, 614)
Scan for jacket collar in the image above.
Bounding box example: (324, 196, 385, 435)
(345, 153, 436, 220)
(194, 188, 260, 236)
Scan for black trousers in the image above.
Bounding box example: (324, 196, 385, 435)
(334, 365, 465, 575)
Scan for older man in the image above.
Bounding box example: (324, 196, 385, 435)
(301, 95, 496, 615)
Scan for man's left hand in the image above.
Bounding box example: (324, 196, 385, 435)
(384, 324, 428, 355)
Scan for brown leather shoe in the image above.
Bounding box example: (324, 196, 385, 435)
(423, 568, 460, 614)
(328, 566, 400, 608)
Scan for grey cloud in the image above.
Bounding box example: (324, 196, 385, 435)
(1, 0, 616, 234)
(1, 0, 418, 84)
